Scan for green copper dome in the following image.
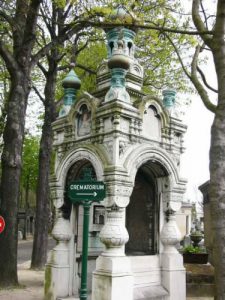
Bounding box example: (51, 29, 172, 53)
(62, 69, 81, 89)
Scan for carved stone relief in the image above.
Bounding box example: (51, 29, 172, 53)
(77, 104, 91, 137)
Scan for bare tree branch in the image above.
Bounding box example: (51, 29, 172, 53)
(40, 6, 54, 38)
(76, 63, 96, 75)
(197, 66, 218, 93)
(200, 0, 209, 30)
(0, 41, 18, 76)
(31, 42, 53, 68)
(165, 34, 191, 80)
(57, 63, 96, 75)
(32, 84, 45, 103)
(165, 33, 216, 113)
(37, 62, 47, 77)
(192, 0, 213, 46)
(81, 20, 213, 36)
(63, 3, 72, 20)
(191, 45, 217, 112)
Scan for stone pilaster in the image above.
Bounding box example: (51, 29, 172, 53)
(160, 209, 186, 300)
(45, 211, 72, 300)
(92, 205, 133, 300)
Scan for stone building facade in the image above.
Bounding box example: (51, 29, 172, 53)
(45, 9, 187, 300)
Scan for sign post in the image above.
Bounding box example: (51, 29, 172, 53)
(68, 170, 106, 300)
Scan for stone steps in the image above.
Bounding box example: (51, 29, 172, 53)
(185, 263, 215, 298)
(133, 285, 169, 300)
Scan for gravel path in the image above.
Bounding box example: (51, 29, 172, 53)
(0, 261, 44, 300)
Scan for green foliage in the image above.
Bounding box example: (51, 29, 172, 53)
(182, 245, 206, 254)
(76, 40, 107, 94)
(21, 135, 40, 192)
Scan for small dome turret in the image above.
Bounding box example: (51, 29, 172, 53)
(62, 69, 81, 89)
(59, 69, 81, 117)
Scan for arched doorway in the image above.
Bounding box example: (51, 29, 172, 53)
(126, 160, 167, 255)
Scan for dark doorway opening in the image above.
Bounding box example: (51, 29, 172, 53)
(126, 168, 159, 255)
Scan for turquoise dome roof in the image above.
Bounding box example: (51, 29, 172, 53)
(62, 69, 81, 89)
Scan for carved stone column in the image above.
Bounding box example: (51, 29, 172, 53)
(92, 204, 133, 300)
(99, 205, 128, 256)
(45, 211, 72, 300)
(160, 209, 186, 300)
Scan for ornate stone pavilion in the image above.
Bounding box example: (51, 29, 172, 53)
(45, 8, 187, 300)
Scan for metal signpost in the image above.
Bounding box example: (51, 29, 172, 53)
(68, 171, 106, 300)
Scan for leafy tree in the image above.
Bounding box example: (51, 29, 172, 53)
(21, 135, 39, 204)
(0, 0, 43, 287)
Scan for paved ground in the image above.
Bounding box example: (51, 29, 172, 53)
(0, 261, 44, 300)
(17, 237, 56, 264)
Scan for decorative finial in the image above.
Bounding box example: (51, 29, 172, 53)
(162, 89, 176, 108)
(59, 69, 81, 117)
(62, 69, 81, 89)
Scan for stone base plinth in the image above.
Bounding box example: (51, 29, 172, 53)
(92, 255, 133, 300)
(45, 263, 70, 300)
(161, 253, 186, 300)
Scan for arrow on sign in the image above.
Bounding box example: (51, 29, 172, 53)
(76, 192, 97, 197)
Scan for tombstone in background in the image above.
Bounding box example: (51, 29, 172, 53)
(45, 6, 187, 300)
(199, 181, 214, 265)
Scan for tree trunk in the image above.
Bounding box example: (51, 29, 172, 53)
(23, 173, 30, 240)
(0, 74, 29, 287)
(210, 111, 225, 298)
(31, 60, 57, 269)
(210, 41, 225, 297)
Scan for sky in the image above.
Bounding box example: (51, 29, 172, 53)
(180, 94, 214, 203)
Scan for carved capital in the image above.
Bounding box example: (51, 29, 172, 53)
(100, 206, 128, 256)
(52, 212, 72, 242)
(160, 211, 181, 253)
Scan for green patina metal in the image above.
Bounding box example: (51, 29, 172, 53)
(59, 69, 81, 116)
(62, 69, 81, 89)
(68, 167, 105, 300)
(105, 31, 131, 103)
(111, 68, 126, 88)
(106, 27, 136, 58)
(162, 89, 176, 108)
